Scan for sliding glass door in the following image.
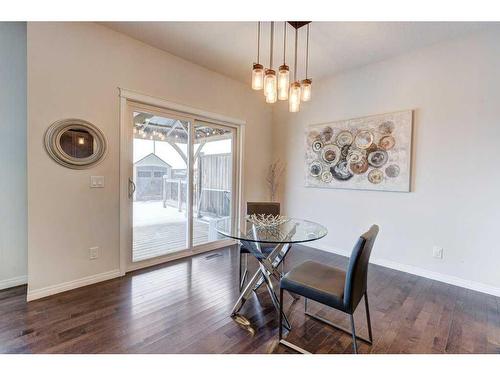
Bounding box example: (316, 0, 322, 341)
(125, 102, 239, 269)
(131, 110, 191, 262)
(192, 121, 235, 247)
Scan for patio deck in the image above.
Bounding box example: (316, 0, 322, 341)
(132, 201, 222, 262)
(133, 220, 210, 261)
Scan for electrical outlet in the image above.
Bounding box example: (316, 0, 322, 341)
(89, 246, 99, 260)
(432, 246, 443, 259)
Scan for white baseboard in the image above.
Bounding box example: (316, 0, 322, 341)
(0, 275, 27, 290)
(27, 269, 122, 302)
(311, 244, 500, 298)
(21, 245, 500, 301)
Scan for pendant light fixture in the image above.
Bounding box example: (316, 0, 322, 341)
(251, 21, 311, 112)
(278, 22, 290, 100)
(264, 22, 277, 103)
(251, 22, 264, 90)
(289, 25, 301, 113)
(301, 23, 312, 102)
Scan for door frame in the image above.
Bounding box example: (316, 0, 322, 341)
(119, 88, 245, 274)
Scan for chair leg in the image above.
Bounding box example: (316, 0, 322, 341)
(278, 288, 311, 354)
(349, 314, 358, 354)
(279, 287, 283, 340)
(238, 252, 242, 289)
(364, 292, 373, 343)
(239, 253, 248, 292)
(244, 253, 248, 284)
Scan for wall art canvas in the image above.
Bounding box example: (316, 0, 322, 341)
(305, 110, 413, 192)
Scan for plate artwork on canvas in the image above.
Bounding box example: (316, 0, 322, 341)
(305, 110, 413, 192)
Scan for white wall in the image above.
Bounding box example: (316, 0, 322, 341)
(273, 28, 500, 295)
(26, 22, 500, 299)
(0, 22, 27, 290)
(27, 22, 273, 297)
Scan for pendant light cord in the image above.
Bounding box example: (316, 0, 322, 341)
(270, 21, 274, 69)
(294, 27, 298, 82)
(305, 24, 309, 79)
(257, 21, 260, 64)
(283, 21, 286, 64)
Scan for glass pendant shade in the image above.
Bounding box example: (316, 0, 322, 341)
(278, 65, 290, 100)
(264, 69, 277, 101)
(301, 79, 312, 102)
(289, 81, 301, 112)
(266, 90, 277, 103)
(266, 71, 277, 103)
(251, 63, 264, 90)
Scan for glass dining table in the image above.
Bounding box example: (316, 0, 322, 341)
(216, 217, 328, 330)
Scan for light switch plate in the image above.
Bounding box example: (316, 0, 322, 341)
(90, 176, 105, 188)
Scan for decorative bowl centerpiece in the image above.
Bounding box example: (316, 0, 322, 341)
(247, 214, 289, 229)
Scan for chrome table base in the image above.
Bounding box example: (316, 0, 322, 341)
(231, 241, 293, 330)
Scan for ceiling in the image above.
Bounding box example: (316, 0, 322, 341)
(102, 22, 497, 84)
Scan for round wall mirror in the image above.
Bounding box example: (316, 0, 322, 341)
(44, 119, 107, 169)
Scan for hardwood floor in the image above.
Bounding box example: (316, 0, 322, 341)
(0, 245, 499, 354)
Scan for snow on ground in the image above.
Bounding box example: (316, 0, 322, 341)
(133, 201, 189, 227)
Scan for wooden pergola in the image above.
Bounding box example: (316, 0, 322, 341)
(133, 112, 231, 165)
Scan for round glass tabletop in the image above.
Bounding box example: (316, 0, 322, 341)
(216, 217, 328, 244)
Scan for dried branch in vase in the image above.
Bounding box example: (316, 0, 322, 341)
(266, 159, 285, 202)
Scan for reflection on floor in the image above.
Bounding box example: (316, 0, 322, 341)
(1, 245, 499, 354)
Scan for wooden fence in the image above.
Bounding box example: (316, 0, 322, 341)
(162, 153, 232, 218)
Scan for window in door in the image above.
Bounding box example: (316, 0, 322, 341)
(132, 111, 190, 262)
(130, 109, 239, 264)
(192, 122, 235, 247)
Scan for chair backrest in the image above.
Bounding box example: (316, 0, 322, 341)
(246, 202, 280, 216)
(343, 225, 379, 313)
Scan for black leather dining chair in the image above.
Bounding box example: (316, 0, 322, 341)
(278, 225, 379, 354)
(239, 202, 281, 291)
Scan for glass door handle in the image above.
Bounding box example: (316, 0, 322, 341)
(128, 177, 136, 198)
